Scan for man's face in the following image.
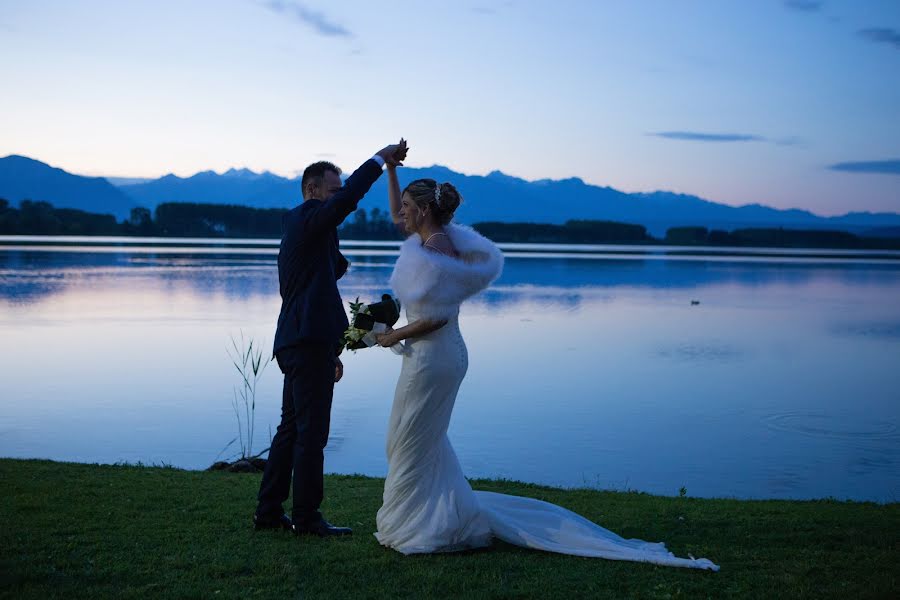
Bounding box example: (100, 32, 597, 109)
(307, 170, 342, 200)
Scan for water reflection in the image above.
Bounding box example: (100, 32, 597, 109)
(1, 245, 898, 502)
(829, 320, 900, 340)
(3, 247, 900, 307)
(654, 341, 748, 363)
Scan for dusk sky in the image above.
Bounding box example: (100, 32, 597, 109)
(1, 0, 898, 216)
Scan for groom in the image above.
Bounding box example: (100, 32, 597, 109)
(254, 141, 408, 536)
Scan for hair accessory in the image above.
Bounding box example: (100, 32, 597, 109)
(434, 182, 442, 205)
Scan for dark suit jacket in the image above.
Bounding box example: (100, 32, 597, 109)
(273, 158, 383, 356)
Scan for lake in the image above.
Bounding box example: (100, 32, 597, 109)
(1, 236, 898, 502)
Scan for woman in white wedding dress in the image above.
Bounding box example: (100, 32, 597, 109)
(372, 153, 718, 571)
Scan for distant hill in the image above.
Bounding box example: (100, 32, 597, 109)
(119, 168, 296, 209)
(2, 154, 899, 235)
(0, 155, 136, 219)
(367, 166, 900, 236)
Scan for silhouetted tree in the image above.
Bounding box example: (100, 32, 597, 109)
(707, 229, 734, 245)
(340, 207, 403, 240)
(53, 208, 119, 235)
(0, 198, 16, 234)
(1, 199, 898, 250)
(18, 200, 61, 234)
(665, 227, 709, 245)
(353, 207, 368, 229)
(124, 206, 155, 236)
(154, 202, 286, 237)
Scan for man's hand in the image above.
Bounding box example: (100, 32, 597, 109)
(394, 138, 409, 164)
(377, 138, 409, 168)
(334, 356, 344, 383)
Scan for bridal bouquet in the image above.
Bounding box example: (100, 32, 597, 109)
(342, 294, 406, 354)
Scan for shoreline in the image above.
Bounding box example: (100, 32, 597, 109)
(3, 234, 900, 262)
(3, 458, 897, 598)
(3, 456, 893, 506)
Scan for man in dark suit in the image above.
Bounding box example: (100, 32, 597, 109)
(254, 141, 407, 536)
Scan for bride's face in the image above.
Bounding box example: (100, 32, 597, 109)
(398, 193, 423, 234)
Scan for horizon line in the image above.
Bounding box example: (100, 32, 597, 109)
(3, 153, 899, 219)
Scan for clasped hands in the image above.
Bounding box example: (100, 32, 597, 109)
(374, 326, 401, 348)
(377, 138, 409, 169)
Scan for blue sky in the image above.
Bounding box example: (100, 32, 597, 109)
(0, 0, 898, 215)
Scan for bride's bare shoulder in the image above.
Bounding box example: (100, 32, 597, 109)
(424, 235, 460, 258)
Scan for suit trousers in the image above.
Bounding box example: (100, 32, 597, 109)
(256, 342, 336, 524)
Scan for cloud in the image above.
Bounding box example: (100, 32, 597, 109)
(261, 1, 351, 37)
(783, 0, 824, 12)
(827, 159, 900, 175)
(858, 28, 900, 50)
(773, 136, 803, 147)
(649, 131, 765, 143)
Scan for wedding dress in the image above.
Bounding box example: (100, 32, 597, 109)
(374, 224, 718, 571)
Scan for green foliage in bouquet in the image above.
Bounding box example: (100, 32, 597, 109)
(342, 297, 370, 351)
(341, 294, 402, 352)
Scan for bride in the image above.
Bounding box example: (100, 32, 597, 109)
(372, 154, 719, 571)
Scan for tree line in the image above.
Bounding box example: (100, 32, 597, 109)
(662, 225, 900, 250)
(0, 199, 404, 239)
(1, 198, 897, 250)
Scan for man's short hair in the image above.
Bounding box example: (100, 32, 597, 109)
(301, 161, 342, 193)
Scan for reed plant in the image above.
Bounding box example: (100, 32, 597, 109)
(221, 332, 271, 462)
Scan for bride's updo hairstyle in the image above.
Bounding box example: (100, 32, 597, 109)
(402, 178, 462, 225)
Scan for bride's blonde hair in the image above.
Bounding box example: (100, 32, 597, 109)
(402, 179, 462, 225)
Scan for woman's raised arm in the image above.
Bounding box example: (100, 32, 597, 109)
(387, 138, 407, 226)
(387, 163, 403, 225)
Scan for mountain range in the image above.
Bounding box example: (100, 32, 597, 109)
(0, 155, 137, 219)
(2, 154, 899, 237)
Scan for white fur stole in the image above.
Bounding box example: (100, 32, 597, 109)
(389, 223, 504, 320)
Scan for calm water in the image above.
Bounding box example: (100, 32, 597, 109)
(1, 237, 898, 502)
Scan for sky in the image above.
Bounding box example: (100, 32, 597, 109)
(0, 0, 898, 216)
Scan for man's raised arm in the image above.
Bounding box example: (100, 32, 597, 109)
(303, 143, 408, 235)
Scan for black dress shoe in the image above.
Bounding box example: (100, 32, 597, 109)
(292, 518, 353, 537)
(253, 512, 293, 531)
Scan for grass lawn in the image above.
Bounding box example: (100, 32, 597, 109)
(1, 459, 897, 599)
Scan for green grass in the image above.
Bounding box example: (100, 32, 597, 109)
(1, 459, 897, 599)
